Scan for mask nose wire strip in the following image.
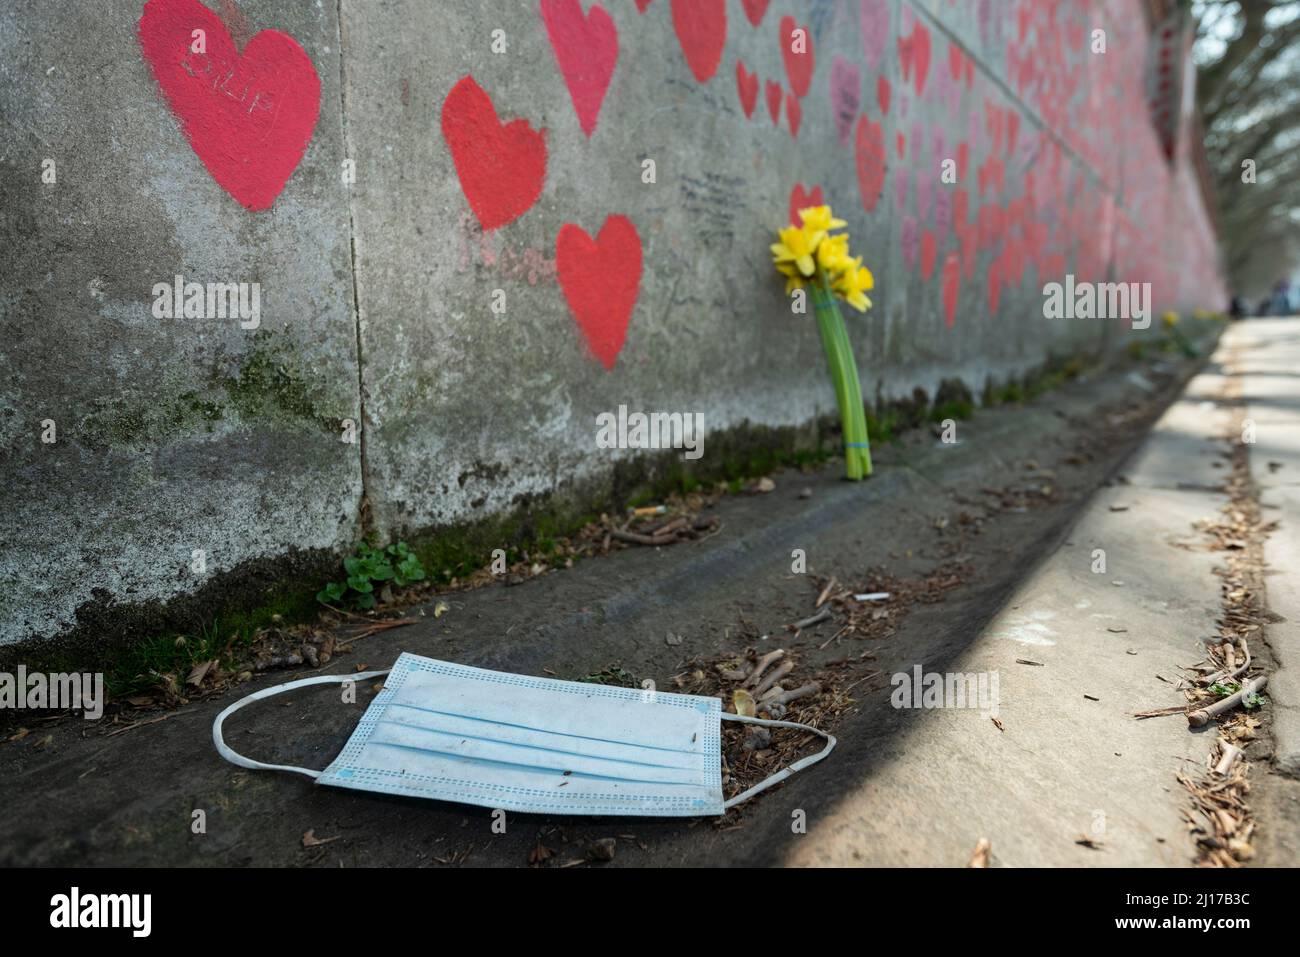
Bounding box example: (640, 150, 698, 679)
(719, 713, 837, 809)
(213, 669, 392, 779)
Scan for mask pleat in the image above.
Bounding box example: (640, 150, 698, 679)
(366, 720, 704, 785)
(382, 702, 699, 761)
(390, 670, 705, 751)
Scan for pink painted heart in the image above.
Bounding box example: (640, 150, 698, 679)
(830, 56, 860, 148)
(137, 0, 320, 211)
(735, 60, 759, 118)
(901, 215, 919, 268)
(741, 0, 770, 27)
(789, 183, 824, 226)
(915, 170, 933, 221)
(540, 0, 618, 137)
(765, 79, 783, 125)
(855, 114, 886, 213)
(894, 165, 909, 213)
(671, 0, 727, 83)
(556, 215, 643, 370)
(779, 15, 815, 99)
(859, 0, 889, 70)
(441, 75, 547, 231)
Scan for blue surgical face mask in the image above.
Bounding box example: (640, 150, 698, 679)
(214, 652, 834, 816)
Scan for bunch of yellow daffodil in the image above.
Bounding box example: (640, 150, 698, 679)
(771, 204, 874, 479)
(771, 206, 875, 313)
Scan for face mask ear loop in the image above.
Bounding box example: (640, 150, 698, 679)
(719, 713, 837, 809)
(213, 669, 392, 779)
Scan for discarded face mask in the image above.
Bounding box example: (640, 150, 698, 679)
(213, 652, 835, 816)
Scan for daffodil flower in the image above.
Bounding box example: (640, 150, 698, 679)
(775, 261, 807, 295)
(798, 205, 848, 234)
(833, 260, 875, 313)
(770, 224, 827, 277)
(770, 200, 874, 479)
(817, 233, 852, 274)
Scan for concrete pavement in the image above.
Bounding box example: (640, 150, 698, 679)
(1235, 318, 1300, 777)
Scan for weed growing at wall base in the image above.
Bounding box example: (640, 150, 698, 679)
(317, 541, 426, 610)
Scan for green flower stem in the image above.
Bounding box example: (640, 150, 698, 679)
(828, 291, 873, 477)
(811, 277, 872, 480)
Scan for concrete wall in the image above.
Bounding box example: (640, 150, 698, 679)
(0, 0, 1226, 648)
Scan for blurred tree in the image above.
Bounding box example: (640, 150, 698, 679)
(1195, 0, 1300, 297)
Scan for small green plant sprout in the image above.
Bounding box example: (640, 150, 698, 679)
(317, 541, 426, 610)
(1243, 692, 1267, 710)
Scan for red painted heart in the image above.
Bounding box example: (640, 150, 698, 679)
(920, 229, 937, 279)
(789, 183, 824, 226)
(735, 60, 759, 119)
(137, 0, 320, 211)
(942, 251, 960, 327)
(540, 0, 618, 137)
(779, 15, 815, 99)
(987, 257, 1002, 314)
(785, 89, 803, 138)
(910, 22, 931, 96)
(876, 74, 891, 115)
(855, 114, 886, 213)
(671, 0, 727, 83)
(765, 79, 783, 125)
(556, 215, 643, 371)
(441, 75, 547, 232)
(635, 0, 654, 11)
(741, 0, 770, 27)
